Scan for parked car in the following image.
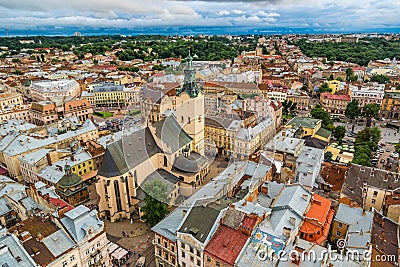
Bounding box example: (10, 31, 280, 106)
(386, 148, 391, 152)
(380, 159, 386, 163)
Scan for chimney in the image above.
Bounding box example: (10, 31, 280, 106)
(46, 152, 52, 166)
(36, 233, 44, 242)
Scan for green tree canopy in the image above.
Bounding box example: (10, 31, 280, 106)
(141, 180, 170, 227)
(346, 68, 354, 79)
(363, 103, 381, 118)
(282, 100, 297, 116)
(310, 105, 333, 128)
(370, 74, 390, 84)
(355, 127, 381, 146)
(345, 100, 361, 121)
(324, 151, 333, 162)
(317, 83, 332, 95)
(333, 126, 346, 144)
(395, 142, 400, 154)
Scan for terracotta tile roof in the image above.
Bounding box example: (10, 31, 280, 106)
(241, 216, 257, 229)
(205, 225, 249, 265)
(320, 93, 351, 101)
(300, 194, 334, 245)
(50, 197, 73, 211)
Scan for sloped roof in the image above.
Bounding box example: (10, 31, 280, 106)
(98, 127, 161, 177)
(58, 172, 82, 188)
(315, 128, 332, 139)
(286, 116, 321, 129)
(153, 116, 192, 153)
(204, 225, 249, 266)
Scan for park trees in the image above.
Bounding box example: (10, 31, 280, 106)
(345, 100, 361, 122)
(333, 125, 346, 144)
(311, 105, 333, 128)
(363, 103, 381, 127)
(317, 83, 332, 95)
(352, 127, 381, 167)
(370, 74, 390, 84)
(141, 180, 170, 227)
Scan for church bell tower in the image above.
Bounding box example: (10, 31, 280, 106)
(175, 51, 205, 155)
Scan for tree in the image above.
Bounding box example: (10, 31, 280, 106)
(282, 100, 296, 116)
(395, 142, 400, 154)
(310, 105, 333, 128)
(363, 103, 381, 127)
(396, 84, 400, 90)
(324, 151, 333, 162)
(369, 126, 381, 144)
(333, 126, 346, 144)
(370, 74, 390, 84)
(363, 104, 380, 118)
(317, 83, 332, 95)
(141, 180, 170, 227)
(346, 68, 354, 81)
(328, 74, 334, 81)
(345, 100, 361, 121)
(355, 127, 381, 147)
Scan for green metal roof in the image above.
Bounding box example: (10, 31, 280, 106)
(286, 116, 321, 129)
(315, 128, 332, 139)
(153, 116, 192, 153)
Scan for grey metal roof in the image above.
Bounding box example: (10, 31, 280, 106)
(153, 115, 192, 154)
(272, 184, 311, 217)
(265, 133, 305, 155)
(18, 148, 52, 165)
(3, 119, 97, 157)
(151, 206, 187, 242)
(61, 205, 104, 243)
(42, 229, 75, 257)
(0, 119, 36, 136)
(342, 164, 400, 207)
(0, 234, 37, 267)
(335, 203, 373, 231)
(98, 127, 161, 177)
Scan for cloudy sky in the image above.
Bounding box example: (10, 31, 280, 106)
(0, 0, 399, 34)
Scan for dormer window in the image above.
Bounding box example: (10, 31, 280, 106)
(87, 227, 93, 236)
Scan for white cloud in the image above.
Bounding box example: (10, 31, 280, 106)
(217, 10, 230, 16)
(0, 0, 399, 32)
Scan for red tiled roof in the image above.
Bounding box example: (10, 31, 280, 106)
(242, 216, 256, 229)
(320, 93, 351, 101)
(300, 194, 334, 244)
(205, 225, 249, 265)
(50, 198, 73, 211)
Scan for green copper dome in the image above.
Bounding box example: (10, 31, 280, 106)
(58, 165, 82, 188)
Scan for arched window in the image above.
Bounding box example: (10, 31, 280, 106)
(125, 176, 131, 207)
(114, 180, 122, 211)
(164, 156, 168, 167)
